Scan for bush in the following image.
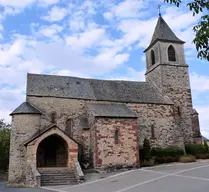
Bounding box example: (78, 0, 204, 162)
(204, 141, 209, 153)
(185, 144, 207, 155)
(143, 138, 151, 161)
(195, 153, 209, 159)
(179, 155, 196, 163)
(0, 128, 11, 170)
(151, 147, 184, 157)
(141, 159, 155, 167)
(154, 156, 177, 164)
(139, 146, 145, 162)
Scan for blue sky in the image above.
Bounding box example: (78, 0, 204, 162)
(0, 0, 209, 137)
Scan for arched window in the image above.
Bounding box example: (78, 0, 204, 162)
(115, 130, 119, 144)
(177, 106, 181, 116)
(51, 112, 57, 124)
(151, 125, 155, 138)
(66, 119, 73, 137)
(168, 45, 176, 61)
(151, 50, 155, 65)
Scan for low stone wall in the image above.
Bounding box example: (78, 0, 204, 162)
(74, 161, 84, 183)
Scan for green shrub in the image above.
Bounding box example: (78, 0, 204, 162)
(139, 146, 145, 162)
(141, 159, 155, 167)
(143, 138, 151, 161)
(185, 144, 207, 155)
(154, 156, 177, 164)
(151, 147, 184, 157)
(179, 155, 196, 163)
(195, 153, 209, 159)
(0, 128, 11, 170)
(204, 141, 209, 153)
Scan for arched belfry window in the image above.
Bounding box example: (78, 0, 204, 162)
(151, 50, 155, 65)
(168, 45, 176, 61)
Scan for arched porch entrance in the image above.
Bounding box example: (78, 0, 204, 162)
(24, 126, 79, 187)
(37, 134, 68, 167)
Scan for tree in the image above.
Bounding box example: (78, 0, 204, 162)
(0, 119, 11, 129)
(164, 0, 209, 61)
(0, 119, 11, 170)
(203, 140, 209, 153)
(143, 138, 151, 161)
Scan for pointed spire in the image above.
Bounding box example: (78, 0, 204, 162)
(144, 15, 185, 52)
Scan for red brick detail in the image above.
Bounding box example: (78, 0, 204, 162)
(69, 148, 78, 152)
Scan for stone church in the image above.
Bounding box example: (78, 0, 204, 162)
(8, 15, 201, 187)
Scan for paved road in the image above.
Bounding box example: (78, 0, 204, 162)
(2, 161, 209, 192)
(0, 182, 53, 192)
(44, 161, 209, 192)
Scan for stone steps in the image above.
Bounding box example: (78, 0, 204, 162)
(38, 168, 78, 186)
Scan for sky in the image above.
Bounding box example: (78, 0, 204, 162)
(0, 0, 209, 137)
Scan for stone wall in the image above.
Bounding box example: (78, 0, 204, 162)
(81, 129, 90, 161)
(27, 96, 186, 156)
(93, 117, 139, 168)
(161, 65, 194, 144)
(191, 110, 202, 144)
(27, 97, 87, 144)
(8, 114, 41, 187)
(145, 42, 199, 144)
(25, 127, 78, 187)
(128, 103, 184, 148)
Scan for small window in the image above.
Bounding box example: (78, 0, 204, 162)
(168, 45, 176, 61)
(66, 119, 73, 137)
(151, 125, 155, 138)
(151, 50, 155, 65)
(51, 112, 57, 124)
(115, 130, 119, 144)
(177, 106, 181, 116)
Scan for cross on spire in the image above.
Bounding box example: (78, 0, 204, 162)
(158, 4, 161, 16)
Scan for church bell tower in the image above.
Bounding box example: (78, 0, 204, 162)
(144, 15, 201, 144)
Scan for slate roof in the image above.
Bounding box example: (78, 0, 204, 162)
(87, 103, 137, 118)
(27, 73, 172, 105)
(145, 15, 184, 52)
(10, 102, 42, 115)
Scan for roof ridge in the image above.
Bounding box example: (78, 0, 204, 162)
(27, 73, 147, 84)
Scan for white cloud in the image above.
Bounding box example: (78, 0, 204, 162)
(106, 67, 145, 81)
(0, 0, 208, 128)
(39, 24, 63, 38)
(42, 6, 68, 22)
(69, 17, 85, 32)
(0, 0, 35, 8)
(0, 0, 36, 15)
(114, 0, 145, 18)
(51, 69, 90, 79)
(115, 6, 201, 50)
(0, 109, 12, 123)
(38, 0, 60, 7)
(190, 73, 209, 93)
(103, 12, 113, 20)
(196, 106, 209, 137)
(0, 88, 25, 123)
(66, 28, 105, 49)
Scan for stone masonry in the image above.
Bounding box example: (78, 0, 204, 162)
(8, 15, 201, 188)
(92, 118, 139, 167)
